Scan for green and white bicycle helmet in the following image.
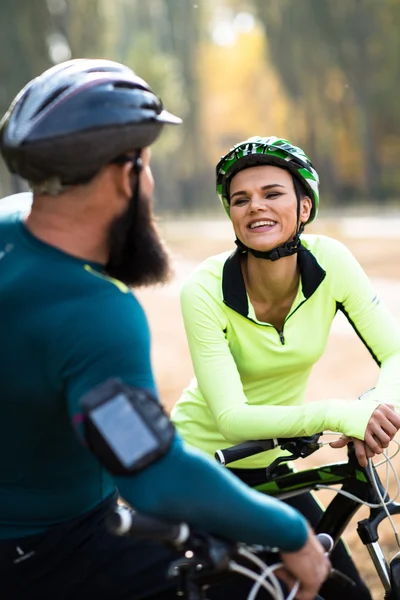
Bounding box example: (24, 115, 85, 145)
(216, 136, 320, 223)
(215, 136, 320, 260)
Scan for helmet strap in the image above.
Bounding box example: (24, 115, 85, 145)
(114, 150, 143, 221)
(234, 176, 304, 261)
(131, 150, 143, 223)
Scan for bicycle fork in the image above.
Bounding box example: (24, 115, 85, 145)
(364, 540, 391, 593)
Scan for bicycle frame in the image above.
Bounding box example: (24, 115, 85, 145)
(250, 444, 400, 597)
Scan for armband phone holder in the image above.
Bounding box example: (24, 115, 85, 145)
(80, 378, 175, 476)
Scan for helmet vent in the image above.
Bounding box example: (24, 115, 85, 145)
(36, 85, 70, 116)
(113, 81, 148, 92)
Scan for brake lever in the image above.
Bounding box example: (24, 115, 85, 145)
(280, 435, 321, 458)
(265, 435, 322, 481)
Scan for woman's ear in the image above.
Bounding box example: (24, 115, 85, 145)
(300, 196, 312, 224)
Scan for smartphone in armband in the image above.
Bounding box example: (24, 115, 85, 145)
(80, 378, 175, 475)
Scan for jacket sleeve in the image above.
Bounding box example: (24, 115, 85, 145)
(327, 238, 400, 408)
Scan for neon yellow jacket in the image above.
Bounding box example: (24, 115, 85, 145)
(171, 235, 400, 468)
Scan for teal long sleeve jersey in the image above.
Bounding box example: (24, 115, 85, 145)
(0, 212, 308, 551)
(172, 235, 400, 468)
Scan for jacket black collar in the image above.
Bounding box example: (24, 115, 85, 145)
(221, 245, 326, 317)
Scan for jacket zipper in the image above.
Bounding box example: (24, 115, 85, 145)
(276, 298, 308, 346)
(225, 296, 309, 347)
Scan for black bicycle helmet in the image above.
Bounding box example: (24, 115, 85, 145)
(0, 58, 181, 188)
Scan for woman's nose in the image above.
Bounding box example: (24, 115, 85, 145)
(248, 194, 266, 212)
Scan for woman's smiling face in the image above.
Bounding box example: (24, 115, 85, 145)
(229, 165, 311, 252)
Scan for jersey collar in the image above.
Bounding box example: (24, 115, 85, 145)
(222, 244, 326, 318)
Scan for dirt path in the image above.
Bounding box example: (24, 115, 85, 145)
(137, 218, 400, 599)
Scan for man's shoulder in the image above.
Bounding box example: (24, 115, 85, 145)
(80, 264, 133, 296)
(0, 193, 33, 245)
(0, 211, 20, 231)
(44, 264, 146, 341)
(76, 270, 144, 317)
(0, 192, 32, 221)
(57, 278, 149, 359)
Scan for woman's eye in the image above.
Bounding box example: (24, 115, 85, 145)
(265, 192, 280, 199)
(233, 197, 248, 206)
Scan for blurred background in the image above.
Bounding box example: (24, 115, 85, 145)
(1, 2, 400, 597)
(1, 0, 400, 215)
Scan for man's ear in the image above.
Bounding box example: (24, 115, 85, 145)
(120, 162, 135, 199)
(109, 161, 135, 200)
(300, 196, 312, 224)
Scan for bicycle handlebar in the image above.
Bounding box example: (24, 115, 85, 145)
(215, 439, 279, 465)
(107, 505, 191, 545)
(107, 504, 334, 553)
(106, 506, 347, 597)
(215, 434, 322, 466)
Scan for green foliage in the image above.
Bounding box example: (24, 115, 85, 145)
(105, 0, 213, 212)
(0, 0, 107, 195)
(0, 0, 399, 208)
(252, 0, 400, 204)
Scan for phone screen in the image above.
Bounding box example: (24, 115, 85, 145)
(90, 394, 159, 467)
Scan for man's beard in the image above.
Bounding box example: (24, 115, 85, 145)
(104, 189, 171, 287)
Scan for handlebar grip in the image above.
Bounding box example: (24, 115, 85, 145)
(107, 505, 190, 545)
(215, 439, 278, 466)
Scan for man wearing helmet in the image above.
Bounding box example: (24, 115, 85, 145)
(172, 136, 400, 600)
(0, 65, 331, 599)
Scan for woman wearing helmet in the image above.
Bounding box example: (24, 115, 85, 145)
(172, 136, 400, 600)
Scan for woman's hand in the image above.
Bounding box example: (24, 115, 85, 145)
(363, 404, 400, 451)
(330, 403, 400, 467)
(329, 436, 375, 467)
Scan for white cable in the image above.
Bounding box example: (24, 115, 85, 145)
(238, 545, 273, 571)
(238, 546, 278, 600)
(248, 562, 300, 600)
(318, 440, 340, 446)
(231, 434, 400, 598)
(237, 547, 301, 600)
(246, 561, 300, 600)
(315, 447, 400, 508)
(383, 449, 390, 503)
(319, 432, 400, 462)
(229, 561, 283, 599)
(368, 455, 400, 548)
(313, 439, 400, 555)
(247, 562, 285, 600)
(314, 483, 400, 508)
(285, 580, 301, 600)
(374, 439, 400, 466)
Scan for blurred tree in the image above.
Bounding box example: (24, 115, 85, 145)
(0, 0, 106, 196)
(163, 0, 208, 212)
(1, 0, 399, 209)
(107, 0, 211, 213)
(199, 18, 290, 160)
(0, 0, 52, 194)
(253, 0, 400, 204)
